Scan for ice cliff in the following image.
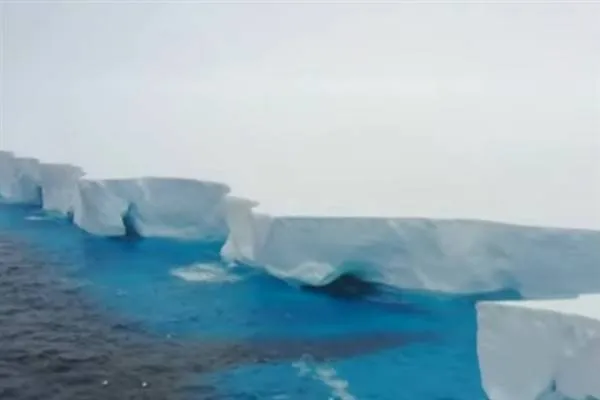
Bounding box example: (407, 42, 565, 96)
(39, 163, 85, 215)
(3, 151, 600, 400)
(221, 197, 600, 296)
(73, 177, 230, 240)
(1, 152, 230, 241)
(0, 151, 42, 205)
(2, 151, 600, 297)
(477, 295, 600, 400)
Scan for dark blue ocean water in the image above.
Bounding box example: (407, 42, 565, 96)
(0, 204, 502, 399)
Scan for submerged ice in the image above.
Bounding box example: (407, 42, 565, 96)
(1, 151, 82, 212)
(170, 263, 241, 283)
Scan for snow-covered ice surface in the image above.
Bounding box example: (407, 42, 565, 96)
(1, 152, 83, 213)
(73, 177, 230, 241)
(477, 295, 600, 400)
(223, 196, 600, 296)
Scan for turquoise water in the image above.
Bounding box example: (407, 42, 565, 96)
(0, 204, 498, 399)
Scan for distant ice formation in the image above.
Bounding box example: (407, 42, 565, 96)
(477, 295, 600, 400)
(2, 151, 600, 297)
(2, 152, 230, 241)
(73, 177, 230, 240)
(39, 163, 85, 215)
(0, 151, 42, 205)
(3, 150, 600, 399)
(1, 151, 82, 211)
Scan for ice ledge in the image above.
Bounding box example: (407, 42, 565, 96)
(2, 151, 600, 297)
(39, 163, 85, 215)
(73, 177, 230, 240)
(477, 295, 600, 400)
(0, 151, 42, 205)
(222, 195, 600, 295)
(1, 152, 231, 241)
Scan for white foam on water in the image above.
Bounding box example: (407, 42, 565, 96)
(170, 263, 241, 283)
(291, 358, 312, 378)
(25, 214, 55, 221)
(292, 356, 356, 400)
(315, 366, 356, 400)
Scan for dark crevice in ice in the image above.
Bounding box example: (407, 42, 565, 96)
(302, 273, 378, 299)
(121, 204, 142, 240)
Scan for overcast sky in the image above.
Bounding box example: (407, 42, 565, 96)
(1, 2, 599, 228)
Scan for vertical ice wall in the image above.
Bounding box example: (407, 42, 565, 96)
(73, 177, 231, 240)
(39, 163, 85, 215)
(0, 152, 42, 204)
(221, 196, 272, 263)
(477, 296, 600, 400)
(0, 151, 15, 200)
(222, 204, 600, 295)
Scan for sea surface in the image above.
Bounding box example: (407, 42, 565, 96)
(0, 204, 507, 399)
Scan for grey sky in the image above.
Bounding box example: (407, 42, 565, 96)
(1, 2, 599, 228)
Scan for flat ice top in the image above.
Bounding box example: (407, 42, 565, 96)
(251, 197, 455, 219)
(484, 294, 600, 322)
(2, 151, 598, 231)
(79, 173, 228, 188)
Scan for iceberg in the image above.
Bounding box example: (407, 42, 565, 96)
(39, 163, 85, 215)
(4, 150, 600, 400)
(73, 177, 230, 240)
(3, 151, 600, 296)
(0, 152, 83, 212)
(0, 151, 42, 205)
(477, 295, 600, 400)
(0, 151, 13, 199)
(221, 196, 270, 264)
(222, 197, 600, 295)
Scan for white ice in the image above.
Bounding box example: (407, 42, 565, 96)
(477, 295, 600, 400)
(222, 196, 600, 295)
(0, 151, 42, 204)
(73, 177, 230, 240)
(4, 151, 600, 400)
(39, 163, 85, 215)
(3, 152, 600, 297)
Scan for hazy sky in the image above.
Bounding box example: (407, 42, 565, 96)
(1, 2, 599, 228)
